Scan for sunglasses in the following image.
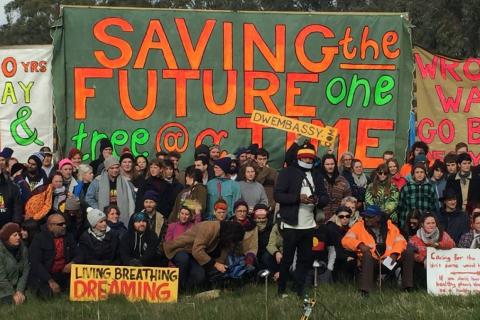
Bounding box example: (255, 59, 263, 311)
(51, 222, 66, 227)
(338, 215, 351, 219)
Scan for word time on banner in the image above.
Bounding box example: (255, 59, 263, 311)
(70, 264, 179, 303)
(250, 110, 338, 147)
(427, 248, 480, 295)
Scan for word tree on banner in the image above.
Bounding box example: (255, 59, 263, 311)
(415, 47, 480, 164)
(427, 248, 480, 295)
(70, 264, 179, 303)
(53, 7, 413, 169)
(0, 46, 53, 161)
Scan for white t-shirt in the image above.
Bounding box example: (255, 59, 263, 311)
(282, 171, 316, 230)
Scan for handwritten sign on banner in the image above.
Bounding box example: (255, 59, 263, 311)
(427, 248, 480, 295)
(70, 264, 179, 303)
(250, 110, 338, 147)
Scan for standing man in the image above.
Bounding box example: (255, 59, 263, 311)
(206, 157, 241, 220)
(85, 156, 136, 226)
(28, 214, 76, 298)
(23, 152, 47, 193)
(40, 146, 55, 179)
(274, 144, 329, 297)
(446, 153, 480, 213)
(255, 148, 278, 212)
(194, 156, 213, 185)
(321, 154, 352, 222)
(90, 138, 113, 176)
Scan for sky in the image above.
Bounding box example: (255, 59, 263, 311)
(0, 0, 8, 25)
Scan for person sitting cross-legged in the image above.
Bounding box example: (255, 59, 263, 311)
(342, 205, 414, 295)
(120, 212, 159, 267)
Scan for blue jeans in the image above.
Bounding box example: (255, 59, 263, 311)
(173, 251, 206, 289)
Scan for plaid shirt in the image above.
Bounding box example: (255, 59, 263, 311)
(398, 180, 438, 228)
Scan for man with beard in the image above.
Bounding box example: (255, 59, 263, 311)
(22, 152, 47, 194)
(90, 138, 113, 176)
(194, 156, 214, 185)
(321, 154, 352, 222)
(274, 143, 329, 297)
(120, 212, 159, 266)
(86, 156, 136, 227)
(28, 214, 76, 298)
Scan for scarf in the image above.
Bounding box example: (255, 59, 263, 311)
(97, 171, 136, 226)
(417, 227, 440, 245)
(353, 173, 368, 188)
(471, 231, 480, 249)
(88, 226, 111, 241)
(53, 186, 67, 211)
(233, 216, 256, 232)
(459, 171, 471, 186)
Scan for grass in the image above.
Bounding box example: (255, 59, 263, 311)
(1, 283, 479, 320)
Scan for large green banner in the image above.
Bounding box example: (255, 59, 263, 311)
(52, 7, 413, 169)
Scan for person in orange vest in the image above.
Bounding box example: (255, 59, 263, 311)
(341, 205, 414, 295)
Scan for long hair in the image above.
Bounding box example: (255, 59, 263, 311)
(371, 164, 392, 198)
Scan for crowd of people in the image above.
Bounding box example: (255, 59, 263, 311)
(0, 137, 479, 304)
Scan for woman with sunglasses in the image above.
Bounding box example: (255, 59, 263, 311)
(324, 206, 356, 282)
(365, 164, 400, 223)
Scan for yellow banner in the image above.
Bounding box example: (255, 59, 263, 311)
(69, 264, 179, 303)
(415, 47, 480, 163)
(250, 110, 338, 147)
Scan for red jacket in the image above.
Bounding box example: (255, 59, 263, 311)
(409, 231, 455, 263)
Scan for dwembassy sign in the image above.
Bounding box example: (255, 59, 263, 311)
(53, 7, 413, 168)
(70, 264, 179, 303)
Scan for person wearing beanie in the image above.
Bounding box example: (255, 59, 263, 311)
(0, 222, 29, 305)
(0, 147, 13, 172)
(398, 162, 438, 229)
(194, 144, 210, 159)
(445, 152, 480, 213)
(58, 158, 78, 195)
(89, 138, 113, 176)
(74, 207, 120, 265)
(342, 206, 414, 295)
(85, 156, 135, 227)
(399, 141, 430, 178)
(28, 214, 76, 298)
(234, 147, 249, 166)
(206, 157, 241, 220)
(140, 190, 167, 241)
(63, 197, 85, 241)
(119, 212, 159, 266)
(274, 143, 329, 297)
(22, 152, 48, 193)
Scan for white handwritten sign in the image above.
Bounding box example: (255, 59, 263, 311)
(427, 248, 480, 295)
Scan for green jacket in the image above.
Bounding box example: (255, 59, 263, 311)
(365, 182, 399, 221)
(266, 224, 283, 256)
(0, 241, 29, 298)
